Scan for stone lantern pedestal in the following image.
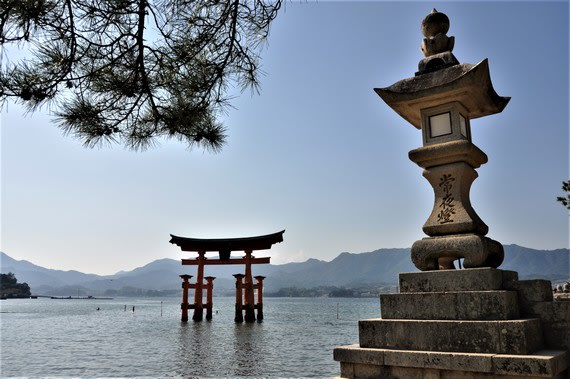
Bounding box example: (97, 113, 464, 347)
(408, 137, 504, 270)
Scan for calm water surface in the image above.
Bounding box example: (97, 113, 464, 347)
(1, 297, 380, 377)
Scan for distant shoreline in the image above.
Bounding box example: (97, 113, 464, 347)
(2, 295, 113, 300)
(47, 296, 114, 300)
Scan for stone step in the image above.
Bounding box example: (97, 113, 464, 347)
(334, 344, 568, 378)
(359, 318, 543, 354)
(380, 290, 519, 320)
(399, 267, 518, 293)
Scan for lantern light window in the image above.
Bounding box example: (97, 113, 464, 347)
(429, 112, 452, 138)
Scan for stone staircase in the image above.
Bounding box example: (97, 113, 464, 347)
(334, 268, 569, 378)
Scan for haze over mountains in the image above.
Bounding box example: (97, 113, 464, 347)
(1, 245, 568, 297)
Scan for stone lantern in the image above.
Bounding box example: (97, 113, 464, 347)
(376, 9, 510, 271)
(334, 11, 569, 379)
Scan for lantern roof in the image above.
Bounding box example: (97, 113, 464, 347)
(375, 59, 510, 129)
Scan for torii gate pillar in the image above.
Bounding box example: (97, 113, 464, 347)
(179, 274, 192, 322)
(254, 275, 266, 322)
(192, 251, 206, 322)
(233, 274, 245, 323)
(205, 276, 215, 321)
(243, 250, 256, 323)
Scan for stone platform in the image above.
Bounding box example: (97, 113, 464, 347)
(334, 268, 570, 378)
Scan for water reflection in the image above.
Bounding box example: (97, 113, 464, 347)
(232, 322, 267, 376)
(176, 319, 268, 377)
(177, 321, 214, 376)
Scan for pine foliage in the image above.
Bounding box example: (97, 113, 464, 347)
(557, 180, 570, 210)
(0, 0, 282, 151)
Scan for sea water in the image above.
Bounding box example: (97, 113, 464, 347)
(0, 297, 380, 377)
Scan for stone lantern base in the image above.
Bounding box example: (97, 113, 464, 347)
(412, 234, 504, 271)
(334, 269, 570, 379)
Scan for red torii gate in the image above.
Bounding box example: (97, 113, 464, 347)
(170, 230, 284, 323)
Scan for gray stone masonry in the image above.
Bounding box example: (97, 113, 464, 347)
(335, 345, 568, 379)
(509, 280, 570, 353)
(334, 268, 570, 378)
(359, 319, 543, 354)
(399, 267, 518, 293)
(380, 291, 519, 320)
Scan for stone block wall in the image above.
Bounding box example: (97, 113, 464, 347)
(509, 280, 570, 354)
(334, 269, 570, 379)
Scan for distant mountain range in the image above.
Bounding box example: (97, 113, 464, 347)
(1, 245, 568, 297)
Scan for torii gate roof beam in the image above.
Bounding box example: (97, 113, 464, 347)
(169, 230, 285, 252)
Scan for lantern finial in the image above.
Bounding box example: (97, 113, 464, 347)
(417, 9, 458, 74)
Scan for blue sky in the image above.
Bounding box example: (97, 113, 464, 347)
(1, 1, 568, 275)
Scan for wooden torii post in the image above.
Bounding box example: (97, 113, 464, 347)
(170, 230, 284, 323)
(233, 274, 245, 323)
(204, 276, 215, 320)
(254, 276, 266, 321)
(179, 274, 192, 322)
